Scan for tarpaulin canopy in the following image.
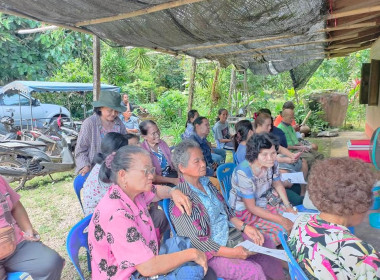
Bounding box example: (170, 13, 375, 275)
(0, 0, 379, 88)
(0, 81, 120, 95)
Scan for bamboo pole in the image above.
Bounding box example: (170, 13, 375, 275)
(93, 35, 101, 102)
(76, 0, 207, 26)
(17, 25, 58, 34)
(0, 9, 94, 35)
(327, 5, 380, 20)
(187, 57, 197, 111)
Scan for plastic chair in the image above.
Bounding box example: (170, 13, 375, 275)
(369, 213, 380, 229)
(66, 214, 93, 280)
(371, 185, 380, 210)
(296, 205, 318, 213)
(216, 163, 237, 203)
(162, 198, 177, 236)
(7, 272, 32, 280)
(73, 172, 90, 212)
(278, 231, 309, 280)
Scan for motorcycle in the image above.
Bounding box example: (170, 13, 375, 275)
(0, 132, 75, 191)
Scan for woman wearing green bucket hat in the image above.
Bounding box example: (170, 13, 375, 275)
(75, 91, 127, 175)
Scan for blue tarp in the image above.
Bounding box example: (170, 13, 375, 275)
(0, 81, 120, 95)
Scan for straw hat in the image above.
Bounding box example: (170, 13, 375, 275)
(92, 91, 126, 113)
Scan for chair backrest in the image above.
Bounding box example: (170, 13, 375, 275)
(66, 214, 93, 280)
(73, 173, 90, 212)
(162, 198, 177, 236)
(278, 231, 309, 280)
(216, 163, 236, 203)
(7, 272, 32, 280)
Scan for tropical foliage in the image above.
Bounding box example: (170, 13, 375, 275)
(0, 15, 371, 142)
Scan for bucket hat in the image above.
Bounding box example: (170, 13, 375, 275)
(92, 91, 126, 113)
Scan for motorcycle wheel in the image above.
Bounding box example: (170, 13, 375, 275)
(0, 158, 28, 191)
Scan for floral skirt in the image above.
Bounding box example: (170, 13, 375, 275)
(235, 204, 286, 246)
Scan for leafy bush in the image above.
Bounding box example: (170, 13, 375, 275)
(156, 90, 187, 125)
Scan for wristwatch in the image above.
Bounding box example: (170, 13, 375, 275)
(284, 202, 293, 208)
(241, 222, 247, 232)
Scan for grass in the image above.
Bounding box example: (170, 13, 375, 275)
(11, 171, 88, 279)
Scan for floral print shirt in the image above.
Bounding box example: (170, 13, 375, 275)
(288, 214, 380, 280)
(88, 184, 158, 279)
(82, 164, 111, 216)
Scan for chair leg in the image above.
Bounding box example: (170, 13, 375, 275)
(86, 251, 92, 273)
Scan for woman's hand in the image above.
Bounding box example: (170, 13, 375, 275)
(80, 165, 90, 176)
(23, 228, 40, 242)
(232, 246, 252, 259)
(171, 189, 192, 216)
(244, 225, 264, 246)
(190, 248, 208, 275)
(284, 157, 296, 164)
(280, 217, 294, 233)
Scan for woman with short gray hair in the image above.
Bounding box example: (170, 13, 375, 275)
(88, 145, 210, 279)
(170, 140, 285, 280)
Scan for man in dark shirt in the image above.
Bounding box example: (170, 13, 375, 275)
(258, 108, 288, 147)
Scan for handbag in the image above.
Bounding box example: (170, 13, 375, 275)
(132, 236, 204, 280)
(0, 192, 16, 260)
(162, 166, 178, 178)
(261, 187, 282, 207)
(226, 227, 244, 248)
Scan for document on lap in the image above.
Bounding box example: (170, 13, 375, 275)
(235, 240, 288, 261)
(282, 212, 319, 223)
(281, 172, 307, 184)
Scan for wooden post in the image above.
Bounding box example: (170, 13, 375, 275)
(211, 64, 220, 102)
(187, 57, 197, 111)
(93, 35, 101, 101)
(228, 68, 236, 112)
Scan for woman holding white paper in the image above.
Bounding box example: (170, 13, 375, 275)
(170, 140, 285, 280)
(229, 133, 297, 246)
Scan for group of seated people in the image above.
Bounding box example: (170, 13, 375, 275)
(2, 91, 378, 279)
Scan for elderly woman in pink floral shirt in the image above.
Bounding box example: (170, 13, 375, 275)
(88, 146, 211, 279)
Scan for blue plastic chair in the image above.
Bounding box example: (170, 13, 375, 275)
(369, 213, 380, 229)
(216, 163, 236, 203)
(371, 185, 380, 210)
(7, 272, 32, 280)
(73, 172, 90, 212)
(162, 198, 177, 236)
(278, 231, 309, 280)
(66, 214, 93, 280)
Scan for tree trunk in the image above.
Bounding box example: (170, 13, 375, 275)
(92, 35, 101, 101)
(229, 68, 236, 112)
(187, 57, 197, 111)
(211, 64, 220, 103)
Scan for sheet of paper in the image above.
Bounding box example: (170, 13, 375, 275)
(235, 240, 288, 262)
(281, 172, 307, 184)
(282, 211, 319, 222)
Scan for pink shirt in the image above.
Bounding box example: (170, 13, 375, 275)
(88, 184, 158, 279)
(0, 176, 24, 244)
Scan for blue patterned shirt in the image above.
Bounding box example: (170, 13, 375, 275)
(188, 177, 229, 246)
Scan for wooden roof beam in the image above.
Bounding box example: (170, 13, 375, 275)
(0, 9, 94, 35)
(75, 0, 207, 26)
(331, 13, 380, 27)
(327, 43, 373, 54)
(327, 5, 380, 20)
(321, 21, 379, 32)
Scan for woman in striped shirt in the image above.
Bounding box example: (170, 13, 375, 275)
(170, 140, 285, 280)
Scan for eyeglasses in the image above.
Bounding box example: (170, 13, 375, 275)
(149, 130, 160, 137)
(137, 167, 156, 177)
